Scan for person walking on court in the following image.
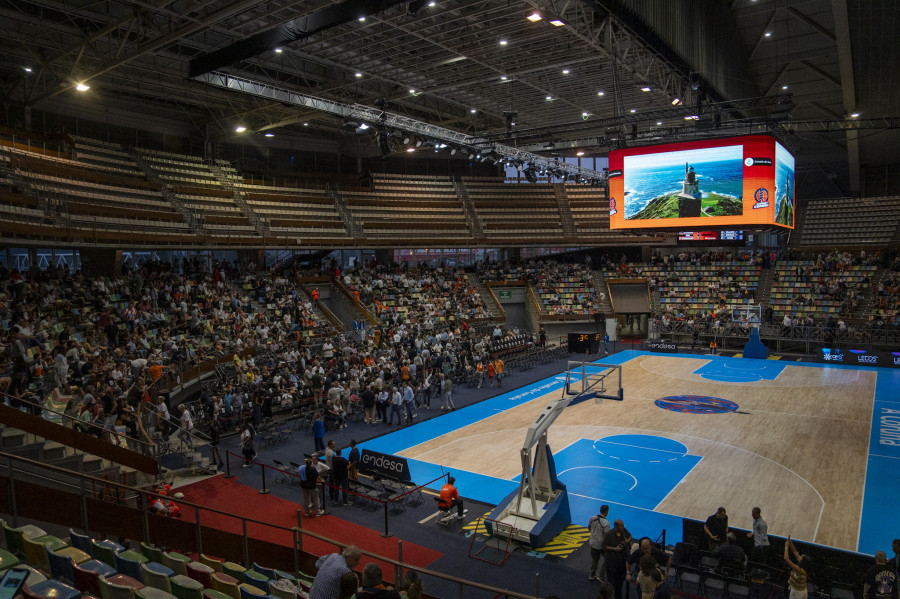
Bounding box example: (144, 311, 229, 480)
(747, 507, 770, 564)
(589, 505, 612, 581)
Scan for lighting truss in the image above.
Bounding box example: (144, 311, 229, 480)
(194, 71, 608, 180)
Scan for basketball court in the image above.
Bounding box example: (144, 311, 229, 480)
(358, 350, 900, 556)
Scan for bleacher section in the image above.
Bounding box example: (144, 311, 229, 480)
(343, 174, 469, 241)
(638, 262, 762, 317)
(799, 196, 900, 248)
(238, 182, 349, 241)
(462, 178, 564, 241)
(566, 184, 610, 234)
(769, 260, 875, 320)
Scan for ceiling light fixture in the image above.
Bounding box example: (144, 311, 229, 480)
(671, 98, 682, 105)
(597, 91, 605, 96)
(357, 122, 369, 130)
(850, 112, 860, 118)
(428, 1, 436, 5)
(630, 109, 636, 113)
(782, 85, 789, 90)
(641, 86, 651, 92)
(546, 96, 553, 101)
(470, 108, 477, 113)
(549, 18, 565, 26)
(264, 133, 274, 137)
(764, 31, 771, 37)
(499, 39, 508, 46)
(23, 67, 32, 73)
(358, 16, 366, 22)
(274, 48, 283, 53)
(685, 115, 699, 120)
(75, 82, 90, 91)
(500, 75, 508, 81)
(576, 151, 585, 157)
(562, 69, 570, 74)
(235, 126, 246, 133)
(657, 121, 663, 125)
(527, 12, 542, 22)
(303, 122, 308, 126)
(409, 88, 416, 94)
(406, 148, 415, 152)
(355, 72, 362, 78)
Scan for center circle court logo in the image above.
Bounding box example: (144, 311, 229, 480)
(609, 197, 617, 215)
(655, 395, 739, 414)
(744, 157, 755, 166)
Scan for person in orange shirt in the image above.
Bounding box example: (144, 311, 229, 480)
(486, 361, 495, 387)
(476, 361, 484, 389)
(148, 362, 164, 382)
(494, 357, 504, 387)
(437, 476, 466, 519)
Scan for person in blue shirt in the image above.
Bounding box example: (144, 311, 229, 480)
(603, 333, 610, 354)
(312, 412, 325, 455)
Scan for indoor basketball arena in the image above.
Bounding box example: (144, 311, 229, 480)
(0, 2, 898, 599)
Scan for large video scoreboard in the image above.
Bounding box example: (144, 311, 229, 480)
(608, 135, 795, 230)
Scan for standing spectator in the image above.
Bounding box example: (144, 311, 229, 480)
(208, 418, 224, 470)
(309, 545, 361, 599)
(348, 440, 360, 481)
(494, 357, 504, 387)
(299, 456, 322, 518)
(604, 519, 633, 599)
(440, 374, 455, 411)
(331, 449, 350, 505)
(402, 383, 416, 424)
(362, 384, 376, 424)
(704, 507, 729, 550)
(784, 538, 812, 599)
(325, 440, 337, 500)
(240, 424, 256, 467)
(589, 505, 611, 581)
(389, 386, 403, 425)
(313, 413, 326, 456)
(864, 551, 898, 599)
(177, 404, 194, 450)
(747, 507, 770, 564)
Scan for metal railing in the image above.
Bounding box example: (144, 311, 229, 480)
(0, 450, 542, 599)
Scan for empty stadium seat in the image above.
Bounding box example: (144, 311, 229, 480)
(68, 530, 94, 556)
(135, 588, 177, 599)
(221, 563, 245, 582)
(242, 571, 268, 593)
(91, 541, 123, 569)
(3, 521, 47, 557)
(98, 574, 143, 599)
(185, 562, 214, 588)
(198, 556, 223, 573)
(23, 579, 82, 599)
(161, 553, 191, 577)
(169, 575, 203, 599)
(237, 584, 266, 599)
(23, 535, 67, 571)
(115, 551, 150, 583)
(72, 561, 116, 596)
(47, 547, 90, 582)
(140, 563, 174, 593)
(208, 573, 238, 599)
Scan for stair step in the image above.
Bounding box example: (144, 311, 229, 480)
(42, 441, 68, 461)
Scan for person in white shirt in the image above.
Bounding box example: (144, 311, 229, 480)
(178, 404, 194, 450)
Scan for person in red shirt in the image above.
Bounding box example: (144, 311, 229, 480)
(438, 477, 466, 519)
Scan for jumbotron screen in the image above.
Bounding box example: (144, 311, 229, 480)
(608, 135, 795, 230)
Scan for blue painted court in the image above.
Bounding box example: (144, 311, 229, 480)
(358, 350, 900, 555)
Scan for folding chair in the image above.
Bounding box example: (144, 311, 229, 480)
(271, 460, 290, 484)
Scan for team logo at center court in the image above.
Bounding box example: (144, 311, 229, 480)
(655, 395, 739, 415)
(609, 197, 617, 215)
(752, 188, 769, 209)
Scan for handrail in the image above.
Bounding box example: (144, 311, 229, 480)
(0, 450, 542, 599)
(0, 403, 158, 475)
(482, 281, 507, 321)
(324, 275, 380, 326)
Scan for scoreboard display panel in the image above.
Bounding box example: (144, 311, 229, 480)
(568, 332, 601, 354)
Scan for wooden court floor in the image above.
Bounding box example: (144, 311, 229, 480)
(400, 355, 874, 551)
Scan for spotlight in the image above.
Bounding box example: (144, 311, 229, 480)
(75, 82, 90, 91)
(235, 125, 246, 133)
(450, 147, 458, 156)
(415, 138, 424, 147)
(468, 151, 476, 160)
(527, 12, 542, 22)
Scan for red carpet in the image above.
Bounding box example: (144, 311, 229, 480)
(176, 475, 443, 575)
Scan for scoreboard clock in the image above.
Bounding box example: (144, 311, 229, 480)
(568, 332, 601, 354)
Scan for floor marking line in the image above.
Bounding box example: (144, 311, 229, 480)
(593, 438, 688, 456)
(557, 465, 639, 491)
(856, 377, 877, 551)
(418, 512, 440, 524)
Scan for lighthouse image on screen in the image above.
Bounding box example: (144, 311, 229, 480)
(623, 145, 744, 221)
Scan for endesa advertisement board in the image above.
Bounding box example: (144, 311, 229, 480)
(608, 135, 794, 230)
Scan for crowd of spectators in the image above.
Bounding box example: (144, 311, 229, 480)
(0, 256, 333, 450)
(478, 259, 604, 315)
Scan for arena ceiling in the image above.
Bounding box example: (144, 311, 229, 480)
(1, 0, 898, 198)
